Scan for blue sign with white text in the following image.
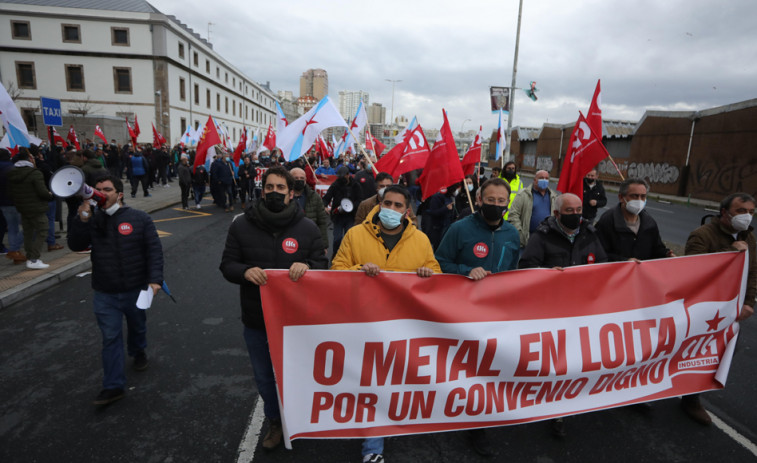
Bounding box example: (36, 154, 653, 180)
(40, 97, 62, 126)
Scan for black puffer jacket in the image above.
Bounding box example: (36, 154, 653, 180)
(220, 199, 328, 330)
(595, 204, 669, 261)
(519, 216, 608, 269)
(68, 206, 164, 293)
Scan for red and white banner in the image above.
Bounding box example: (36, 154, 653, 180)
(260, 252, 747, 447)
(314, 174, 336, 198)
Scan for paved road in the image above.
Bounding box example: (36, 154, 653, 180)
(3, 203, 757, 462)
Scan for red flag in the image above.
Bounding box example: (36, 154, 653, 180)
(125, 117, 137, 146)
(152, 123, 167, 149)
(51, 127, 66, 146)
(263, 123, 276, 151)
(365, 129, 386, 157)
(461, 125, 483, 176)
(556, 111, 610, 200)
(316, 135, 331, 159)
(393, 125, 431, 177)
(418, 110, 464, 201)
(587, 79, 602, 141)
(134, 114, 141, 136)
(67, 125, 81, 150)
(374, 141, 405, 177)
(233, 127, 247, 165)
(193, 116, 222, 172)
(94, 125, 108, 144)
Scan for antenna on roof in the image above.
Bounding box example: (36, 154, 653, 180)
(207, 22, 214, 43)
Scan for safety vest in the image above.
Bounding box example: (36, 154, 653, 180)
(503, 174, 524, 220)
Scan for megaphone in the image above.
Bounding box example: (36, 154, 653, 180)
(50, 166, 107, 208)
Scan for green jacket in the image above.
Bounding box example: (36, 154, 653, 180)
(298, 185, 330, 249)
(7, 165, 52, 216)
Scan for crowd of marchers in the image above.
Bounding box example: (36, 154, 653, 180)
(2, 139, 754, 463)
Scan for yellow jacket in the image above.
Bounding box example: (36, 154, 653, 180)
(331, 205, 441, 273)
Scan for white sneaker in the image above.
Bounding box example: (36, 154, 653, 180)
(26, 259, 50, 269)
(196, 204, 201, 209)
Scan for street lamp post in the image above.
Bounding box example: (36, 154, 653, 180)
(155, 90, 162, 132)
(385, 79, 401, 130)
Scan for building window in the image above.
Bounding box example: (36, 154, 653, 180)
(205, 59, 210, 73)
(11, 20, 31, 40)
(15, 61, 36, 89)
(206, 89, 211, 108)
(225, 72, 228, 83)
(232, 77, 235, 87)
(22, 109, 37, 133)
(193, 52, 198, 66)
(111, 27, 129, 46)
(113, 67, 132, 93)
(180, 118, 186, 136)
(216, 94, 220, 111)
(61, 24, 81, 43)
(178, 43, 185, 58)
(216, 67, 219, 78)
(245, 106, 248, 120)
(65, 64, 85, 91)
(194, 83, 199, 105)
(225, 97, 228, 114)
(179, 77, 186, 101)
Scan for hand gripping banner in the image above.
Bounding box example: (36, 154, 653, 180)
(260, 252, 748, 448)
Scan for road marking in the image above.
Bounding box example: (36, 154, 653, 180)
(237, 397, 265, 463)
(157, 230, 172, 238)
(153, 208, 212, 222)
(645, 206, 674, 214)
(711, 411, 757, 457)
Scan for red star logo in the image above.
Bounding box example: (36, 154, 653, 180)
(705, 310, 726, 332)
(302, 116, 318, 135)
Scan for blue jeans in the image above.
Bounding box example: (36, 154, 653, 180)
(192, 185, 206, 206)
(46, 200, 56, 245)
(93, 289, 146, 390)
(243, 327, 280, 420)
(363, 437, 384, 457)
(0, 206, 23, 251)
(331, 214, 353, 255)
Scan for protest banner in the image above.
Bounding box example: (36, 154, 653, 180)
(260, 252, 747, 448)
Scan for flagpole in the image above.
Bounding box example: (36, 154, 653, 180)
(463, 177, 475, 215)
(606, 154, 625, 181)
(504, 0, 524, 165)
(345, 123, 379, 175)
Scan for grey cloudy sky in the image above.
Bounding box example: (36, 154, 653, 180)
(152, 0, 757, 136)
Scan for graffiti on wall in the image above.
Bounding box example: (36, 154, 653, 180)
(627, 162, 680, 184)
(522, 154, 554, 172)
(597, 159, 628, 178)
(690, 161, 757, 197)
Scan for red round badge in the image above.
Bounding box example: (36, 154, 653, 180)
(473, 242, 489, 258)
(360, 177, 366, 183)
(282, 238, 299, 254)
(587, 253, 596, 264)
(118, 223, 133, 235)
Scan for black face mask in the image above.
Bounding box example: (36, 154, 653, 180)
(264, 192, 287, 212)
(559, 213, 582, 230)
(504, 170, 516, 181)
(480, 203, 506, 222)
(293, 180, 305, 191)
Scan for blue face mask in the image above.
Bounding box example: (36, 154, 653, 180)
(537, 179, 549, 190)
(378, 207, 403, 229)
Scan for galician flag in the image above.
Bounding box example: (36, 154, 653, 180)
(276, 101, 288, 135)
(494, 109, 506, 161)
(0, 82, 41, 147)
(277, 96, 347, 162)
(335, 100, 367, 158)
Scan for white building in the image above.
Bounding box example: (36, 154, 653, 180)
(0, 0, 276, 146)
(338, 90, 369, 120)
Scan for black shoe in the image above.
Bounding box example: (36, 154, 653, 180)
(469, 428, 495, 456)
(551, 417, 566, 438)
(131, 194, 136, 198)
(144, 193, 152, 197)
(133, 352, 149, 371)
(93, 388, 124, 406)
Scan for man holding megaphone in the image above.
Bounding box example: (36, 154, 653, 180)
(67, 175, 164, 406)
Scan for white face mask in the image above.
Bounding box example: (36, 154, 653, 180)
(377, 187, 386, 199)
(731, 213, 753, 232)
(467, 184, 474, 192)
(104, 202, 120, 216)
(625, 199, 646, 215)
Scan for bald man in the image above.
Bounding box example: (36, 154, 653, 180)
(291, 167, 330, 251)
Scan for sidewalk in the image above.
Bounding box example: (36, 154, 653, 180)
(0, 180, 182, 310)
